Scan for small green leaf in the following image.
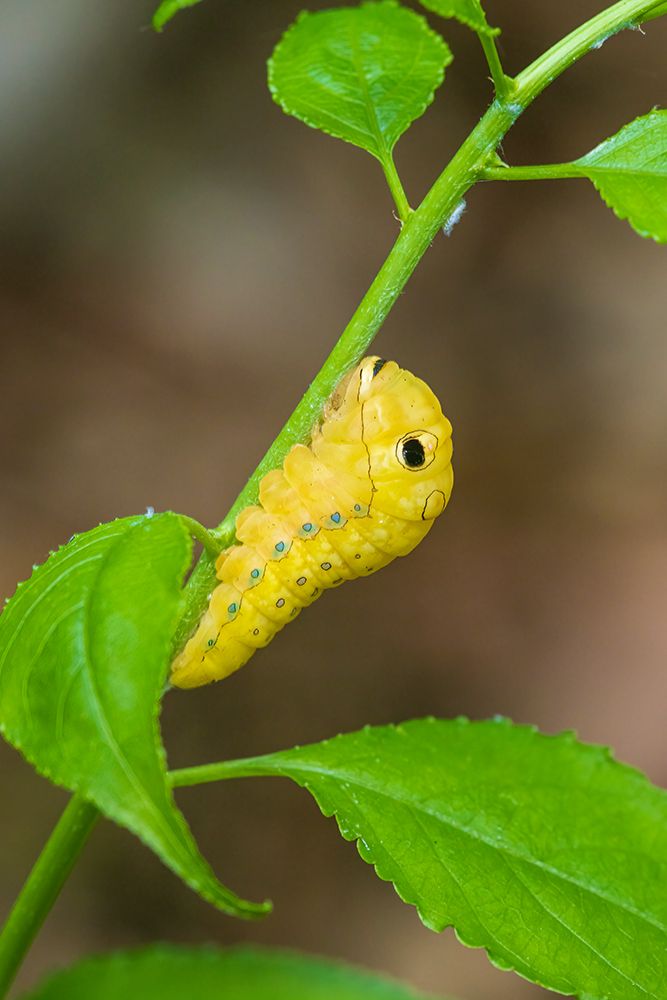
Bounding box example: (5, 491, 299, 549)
(152, 0, 202, 31)
(418, 0, 499, 36)
(576, 110, 667, 243)
(20, 945, 447, 1000)
(234, 718, 667, 999)
(268, 2, 452, 163)
(0, 514, 266, 918)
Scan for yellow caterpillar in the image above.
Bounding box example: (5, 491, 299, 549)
(171, 357, 453, 688)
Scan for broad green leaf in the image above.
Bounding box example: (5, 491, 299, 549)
(419, 0, 499, 36)
(152, 0, 202, 31)
(575, 110, 667, 243)
(268, 2, 452, 164)
(20, 945, 446, 1000)
(0, 514, 266, 918)
(225, 718, 667, 999)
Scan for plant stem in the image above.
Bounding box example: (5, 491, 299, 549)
(483, 162, 587, 182)
(380, 155, 412, 222)
(178, 515, 223, 557)
(0, 794, 98, 1000)
(479, 33, 513, 99)
(174, 0, 658, 656)
(170, 756, 270, 788)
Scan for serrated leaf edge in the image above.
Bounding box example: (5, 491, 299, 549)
(575, 109, 667, 244)
(261, 718, 665, 999)
(267, 1, 453, 160)
(586, 177, 667, 244)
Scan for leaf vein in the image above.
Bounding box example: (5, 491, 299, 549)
(271, 759, 667, 935)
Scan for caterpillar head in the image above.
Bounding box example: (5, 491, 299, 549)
(314, 356, 453, 522)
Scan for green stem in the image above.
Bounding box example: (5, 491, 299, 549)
(178, 515, 223, 557)
(0, 794, 98, 999)
(479, 33, 513, 99)
(170, 756, 271, 788)
(380, 154, 412, 222)
(483, 162, 587, 182)
(174, 0, 658, 656)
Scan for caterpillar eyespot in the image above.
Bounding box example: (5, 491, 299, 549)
(396, 430, 438, 471)
(171, 356, 454, 689)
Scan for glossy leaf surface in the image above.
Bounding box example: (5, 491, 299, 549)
(268, 2, 452, 162)
(226, 718, 667, 998)
(577, 110, 667, 242)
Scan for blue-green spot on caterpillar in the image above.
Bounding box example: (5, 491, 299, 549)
(171, 357, 453, 688)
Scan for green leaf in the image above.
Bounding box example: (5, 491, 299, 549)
(230, 718, 667, 999)
(152, 0, 203, 31)
(575, 110, 667, 243)
(0, 514, 266, 919)
(20, 945, 447, 1000)
(268, 1, 452, 162)
(418, 0, 499, 36)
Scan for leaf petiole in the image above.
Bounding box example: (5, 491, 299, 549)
(170, 756, 266, 788)
(381, 155, 412, 222)
(483, 162, 586, 182)
(478, 33, 513, 100)
(178, 516, 223, 558)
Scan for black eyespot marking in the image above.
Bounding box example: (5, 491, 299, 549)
(401, 437, 426, 468)
(396, 430, 438, 471)
(372, 358, 387, 378)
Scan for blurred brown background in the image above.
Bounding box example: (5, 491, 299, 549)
(0, 1, 665, 997)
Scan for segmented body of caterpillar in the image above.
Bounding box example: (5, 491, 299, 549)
(171, 357, 453, 688)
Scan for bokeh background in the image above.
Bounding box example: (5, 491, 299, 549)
(0, 1, 665, 997)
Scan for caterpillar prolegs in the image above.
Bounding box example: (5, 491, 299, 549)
(171, 357, 453, 688)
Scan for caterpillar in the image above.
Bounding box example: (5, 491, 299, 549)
(171, 357, 453, 689)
